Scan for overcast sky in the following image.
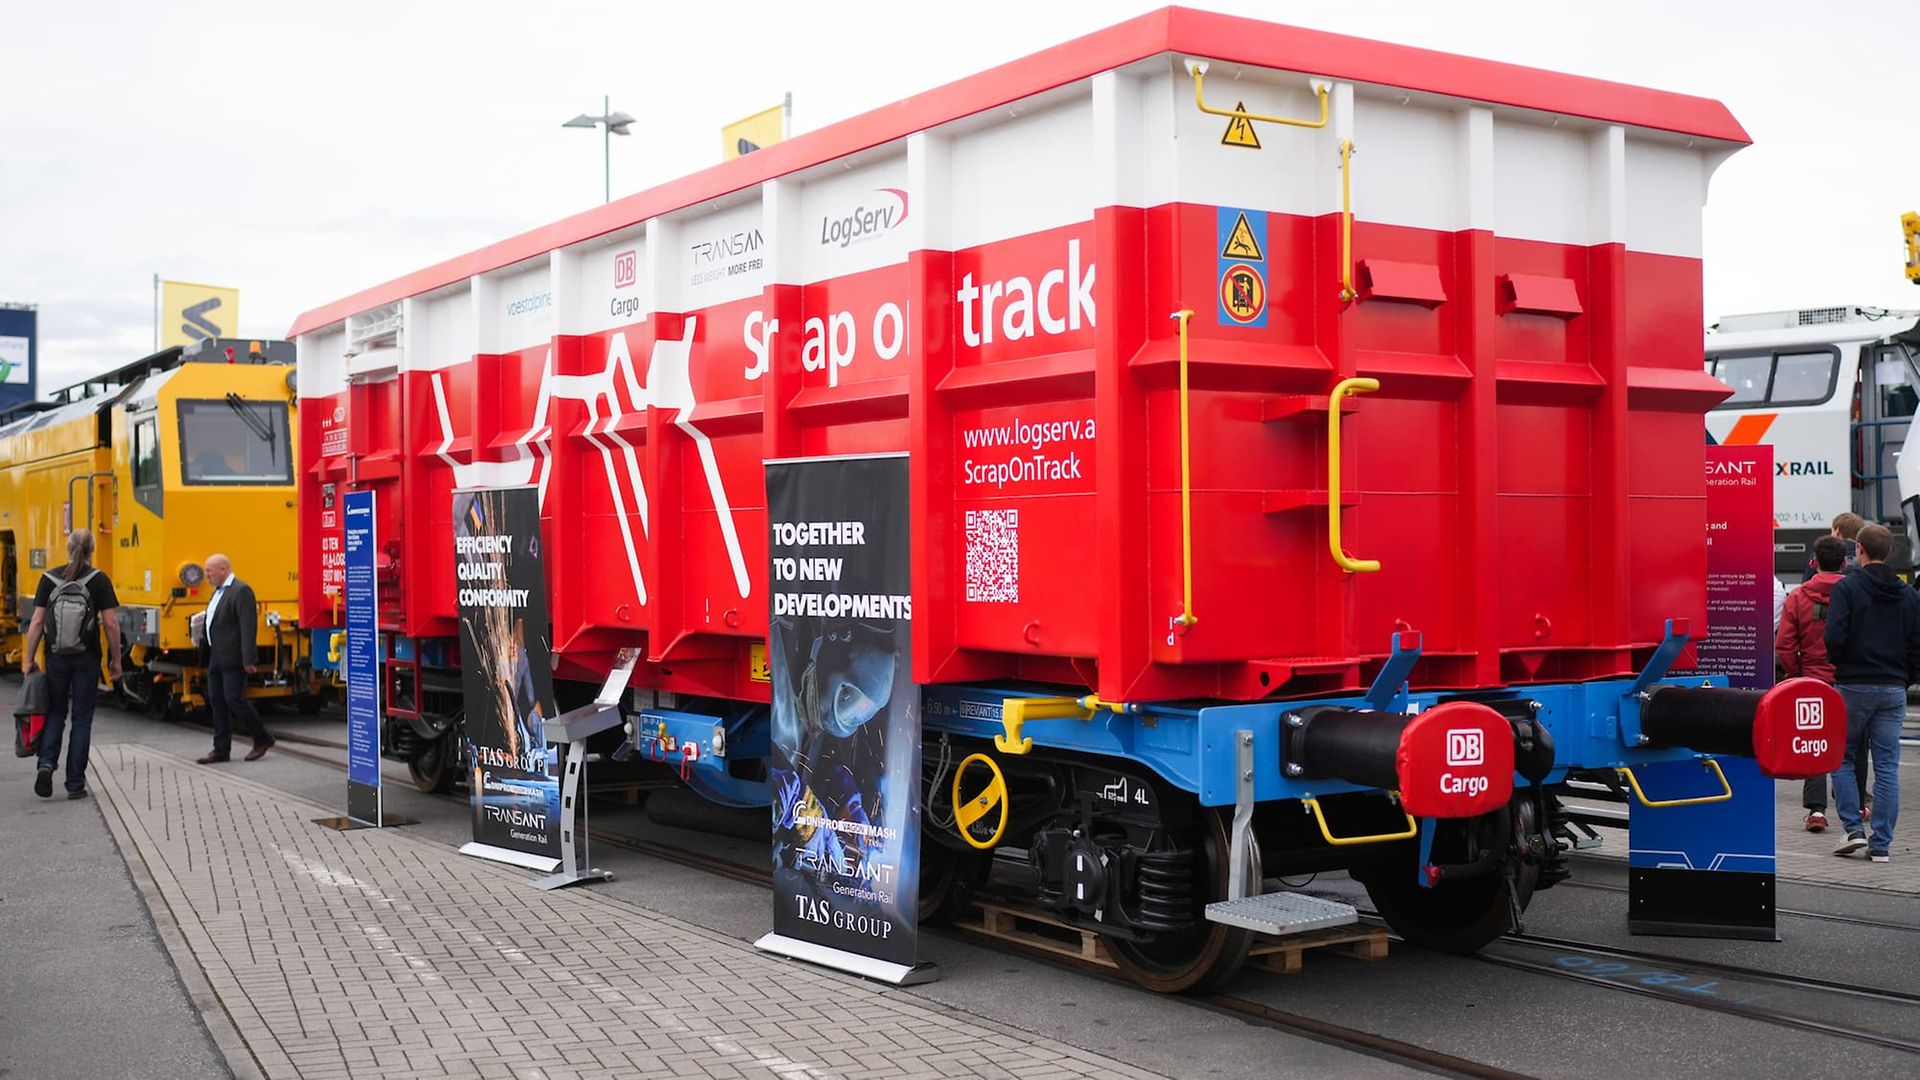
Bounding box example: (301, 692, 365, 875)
(4, 1, 1916, 391)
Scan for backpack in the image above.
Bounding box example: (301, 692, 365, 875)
(46, 569, 101, 656)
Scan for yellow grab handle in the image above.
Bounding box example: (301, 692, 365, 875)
(1171, 310, 1197, 629)
(1328, 377, 1380, 573)
(1186, 60, 1329, 130)
(953, 753, 1010, 850)
(1339, 139, 1357, 303)
(1302, 794, 1419, 847)
(1615, 759, 1735, 809)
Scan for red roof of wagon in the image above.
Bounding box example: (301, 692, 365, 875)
(288, 6, 1749, 339)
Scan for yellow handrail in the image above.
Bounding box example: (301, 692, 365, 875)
(1615, 759, 1735, 809)
(1171, 310, 1198, 630)
(1186, 60, 1329, 130)
(1327, 377, 1380, 573)
(1302, 795, 1419, 847)
(1339, 139, 1357, 303)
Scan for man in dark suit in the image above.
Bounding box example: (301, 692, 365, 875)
(196, 553, 276, 763)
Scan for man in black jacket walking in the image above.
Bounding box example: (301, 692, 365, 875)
(1821, 524, 1917, 862)
(195, 553, 275, 764)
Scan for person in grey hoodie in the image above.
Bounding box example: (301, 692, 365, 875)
(1821, 524, 1920, 862)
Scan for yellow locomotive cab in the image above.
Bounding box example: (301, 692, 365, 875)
(0, 338, 330, 716)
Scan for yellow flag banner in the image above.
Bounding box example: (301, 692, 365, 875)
(160, 280, 240, 348)
(723, 103, 786, 160)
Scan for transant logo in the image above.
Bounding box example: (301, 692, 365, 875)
(1445, 729, 1485, 768)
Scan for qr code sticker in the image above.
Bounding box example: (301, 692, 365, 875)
(965, 509, 1019, 603)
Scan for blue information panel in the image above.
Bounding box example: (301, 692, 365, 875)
(1627, 444, 1776, 939)
(344, 489, 382, 825)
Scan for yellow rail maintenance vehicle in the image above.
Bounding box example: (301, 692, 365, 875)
(0, 338, 331, 716)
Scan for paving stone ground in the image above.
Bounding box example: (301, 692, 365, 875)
(90, 742, 1169, 1080)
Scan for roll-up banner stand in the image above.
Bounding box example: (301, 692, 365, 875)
(316, 489, 398, 830)
(1629, 444, 1777, 939)
(755, 453, 935, 986)
(454, 487, 564, 874)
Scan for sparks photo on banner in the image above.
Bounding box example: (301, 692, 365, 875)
(453, 486, 564, 871)
(757, 453, 929, 983)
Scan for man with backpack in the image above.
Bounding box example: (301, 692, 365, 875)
(1777, 535, 1863, 831)
(21, 529, 122, 799)
(1803, 511, 1864, 583)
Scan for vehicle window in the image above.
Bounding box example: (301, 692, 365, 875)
(1769, 351, 1837, 405)
(1879, 345, 1918, 418)
(131, 418, 160, 487)
(178, 398, 292, 485)
(1713, 355, 1770, 405)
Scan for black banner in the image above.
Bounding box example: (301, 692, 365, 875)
(453, 486, 563, 867)
(766, 454, 920, 969)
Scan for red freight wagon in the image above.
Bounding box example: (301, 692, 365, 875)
(293, 7, 1840, 992)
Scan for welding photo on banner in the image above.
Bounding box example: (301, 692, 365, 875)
(763, 454, 922, 972)
(453, 486, 564, 869)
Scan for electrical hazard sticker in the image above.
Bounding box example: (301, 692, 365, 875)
(1219, 264, 1266, 324)
(1220, 104, 1261, 149)
(1216, 206, 1269, 327)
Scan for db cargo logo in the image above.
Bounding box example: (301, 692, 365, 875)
(819, 188, 908, 248)
(1796, 698, 1824, 731)
(1446, 729, 1485, 767)
(613, 249, 637, 289)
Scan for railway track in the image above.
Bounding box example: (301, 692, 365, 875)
(1558, 876, 1920, 935)
(1474, 935, 1920, 1055)
(245, 731, 1920, 1067)
(251, 734, 1535, 1078)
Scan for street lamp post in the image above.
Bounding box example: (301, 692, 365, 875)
(562, 95, 635, 204)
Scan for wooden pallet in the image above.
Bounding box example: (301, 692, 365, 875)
(957, 899, 1388, 974)
(1245, 925, 1389, 974)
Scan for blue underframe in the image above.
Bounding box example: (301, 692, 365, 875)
(919, 671, 1727, 807)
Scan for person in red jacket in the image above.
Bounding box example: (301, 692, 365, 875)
(1777, 535, 1865, 831)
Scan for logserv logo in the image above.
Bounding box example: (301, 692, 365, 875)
(819, 188, 908, 248)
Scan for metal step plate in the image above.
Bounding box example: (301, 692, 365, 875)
(1205, 891, 1358, 935)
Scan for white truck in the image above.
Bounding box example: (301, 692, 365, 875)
(1704, 305, 1920, 577)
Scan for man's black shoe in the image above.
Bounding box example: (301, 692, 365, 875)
(33, 768, 52, 798)
(67, 788, 87, 801)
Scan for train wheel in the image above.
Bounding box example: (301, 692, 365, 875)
(917, 842, 989, 925)
(1106, 805, 1256, 994)
(407, 734, 457, 794)
(1360, 809, 1537, 954)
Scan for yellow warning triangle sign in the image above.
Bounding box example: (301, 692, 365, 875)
(1220, 104, 1261, 149)
(1221, 212, 1263, 261)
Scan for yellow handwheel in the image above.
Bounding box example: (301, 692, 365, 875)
(952, 752, 1010, 850)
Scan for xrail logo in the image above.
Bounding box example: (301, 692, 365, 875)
(1445, 729, 1485, 768)
(818, 188, 908, 248)
(1796, 697, 1824, 731)
(1777, 460, 1838, 477)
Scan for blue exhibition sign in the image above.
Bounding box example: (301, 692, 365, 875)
(344, 488, 382, 825)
